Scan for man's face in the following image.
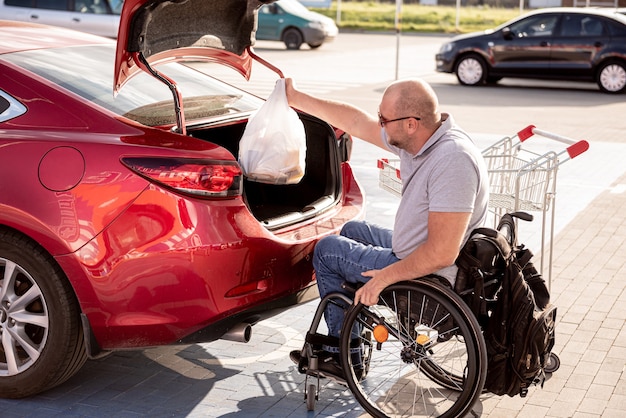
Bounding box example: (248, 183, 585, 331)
(378, 105, 409, 150)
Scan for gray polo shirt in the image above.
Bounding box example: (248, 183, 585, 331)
(383, 113, 489, 284)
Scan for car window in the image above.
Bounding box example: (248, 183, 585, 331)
(0, 89, 27, 123)
(559, 15, 585, 37)
(2, 44, 263, 126)
(5, 0, 32, 6)
(607, 17, 626, 36)
(581, 16, 605, 36)
(509, 15, 558, 38)
(35, 0, 69, 11)
(259, 4, 280, 15)
(109, 0, 122, 14)
(74, 0, 109, 14)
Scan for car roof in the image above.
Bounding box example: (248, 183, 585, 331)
(489, 7, 626, 32)
(0, 20, 110, 55)
(524, 6, 626, 19)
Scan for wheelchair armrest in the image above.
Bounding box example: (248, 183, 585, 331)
(341, 282, 361, 293)
(342, 281, 372, 293)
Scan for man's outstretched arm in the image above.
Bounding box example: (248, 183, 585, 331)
(284, 78, 384, 149)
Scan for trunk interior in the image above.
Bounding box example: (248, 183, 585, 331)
(190, 113, 345, 230)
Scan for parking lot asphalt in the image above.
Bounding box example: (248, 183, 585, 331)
(3, 45, 626, 418)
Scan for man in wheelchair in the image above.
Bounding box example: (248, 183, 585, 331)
(284, 77, 489, 383)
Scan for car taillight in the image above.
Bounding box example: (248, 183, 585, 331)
(122, 157, 242, 199)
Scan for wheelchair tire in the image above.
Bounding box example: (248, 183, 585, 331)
(339, 279, 487, 418)
(306, 383, 316, 411)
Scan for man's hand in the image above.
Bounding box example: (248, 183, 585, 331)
(284, 78, 297, 106)
(353, 270, 391, 306)
(354, 212, 471, 307)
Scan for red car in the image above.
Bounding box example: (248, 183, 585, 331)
(0, 0, 363, 398)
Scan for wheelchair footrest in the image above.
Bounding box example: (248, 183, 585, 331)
(305, 332, 339, 348)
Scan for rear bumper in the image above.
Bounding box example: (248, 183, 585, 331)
(176, 282, 319, 345)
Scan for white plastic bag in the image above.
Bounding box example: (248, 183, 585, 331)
(238, 79, 306, 185)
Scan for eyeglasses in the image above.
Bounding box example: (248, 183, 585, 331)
(377, 112, 421, 127)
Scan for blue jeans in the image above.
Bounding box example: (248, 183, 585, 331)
(313, 220, 400, 342)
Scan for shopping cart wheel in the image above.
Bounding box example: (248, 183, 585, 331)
(306, 383, 317, 411)
(545, 352, 560, 374)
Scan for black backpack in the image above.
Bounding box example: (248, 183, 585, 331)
(455, 212, 557, 397)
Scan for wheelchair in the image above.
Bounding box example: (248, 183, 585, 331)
(294, 277, 487, 418)
(293, 212, 559, 417)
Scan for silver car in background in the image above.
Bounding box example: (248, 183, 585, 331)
(0, 0, 122, 37)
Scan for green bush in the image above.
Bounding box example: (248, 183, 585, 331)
(311, 1, 523, 33)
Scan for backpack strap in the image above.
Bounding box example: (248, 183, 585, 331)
(455, 227, 513, 318)
(515, 245, 551, 309)
(497, 211, 534, 247)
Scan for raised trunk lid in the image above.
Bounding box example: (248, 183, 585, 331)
(114, 0, 276, 93)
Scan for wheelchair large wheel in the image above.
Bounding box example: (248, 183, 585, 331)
(339, 280, 487, 418)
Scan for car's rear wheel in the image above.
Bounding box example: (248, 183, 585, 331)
(308, 42, 323, 49)
(0, 229, 87, 398)
(455, 54, 487, 86)
(283, 28, 304, 50)
(597, 60, 626, 94)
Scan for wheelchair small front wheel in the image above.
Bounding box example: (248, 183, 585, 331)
(339, 280, 487, 418)
(306, 383, 317, 411)
(545, 352, 560, 374)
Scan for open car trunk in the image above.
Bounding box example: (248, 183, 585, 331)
(114, 0, 350, 230)
(190, 112, 346, 230)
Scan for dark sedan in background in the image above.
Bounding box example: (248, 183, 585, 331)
(436, 7, 626, 93)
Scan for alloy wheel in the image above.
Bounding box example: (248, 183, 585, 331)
(599, 63, 626, 93)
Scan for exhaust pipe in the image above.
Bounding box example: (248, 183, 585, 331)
(220, 323, 252, 343)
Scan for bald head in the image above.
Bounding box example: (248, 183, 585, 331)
(383, 78, 441, 131)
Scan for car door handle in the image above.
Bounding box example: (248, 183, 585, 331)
(540, 41, 550, 47)
(72, 18, 81, 23)
(30, 14, 39, 20)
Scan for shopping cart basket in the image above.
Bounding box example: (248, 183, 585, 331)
(482, 125, 588, 287)
(377, 125, 589, 288)
(377, 158, 402, 197)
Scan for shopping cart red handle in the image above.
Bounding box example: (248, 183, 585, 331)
(377, 158, 401, 179)
(565, 140, 590, 159)
(517, 125, 535, 142)
(516, 124, 589, 159)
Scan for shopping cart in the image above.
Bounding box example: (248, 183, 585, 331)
(377, 125, 589, 288)
(481, 125, 589, 287)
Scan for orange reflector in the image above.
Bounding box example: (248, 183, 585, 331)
(416, 334, 430, 346)
(373, 324, 389, 343)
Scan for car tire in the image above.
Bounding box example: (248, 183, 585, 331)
(307, 42, 323, 49)
(597, 60, 626, 94)
(283, 28, 304, 50)
(455, 54, 487, 86)
(0, 229, 87, 399)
